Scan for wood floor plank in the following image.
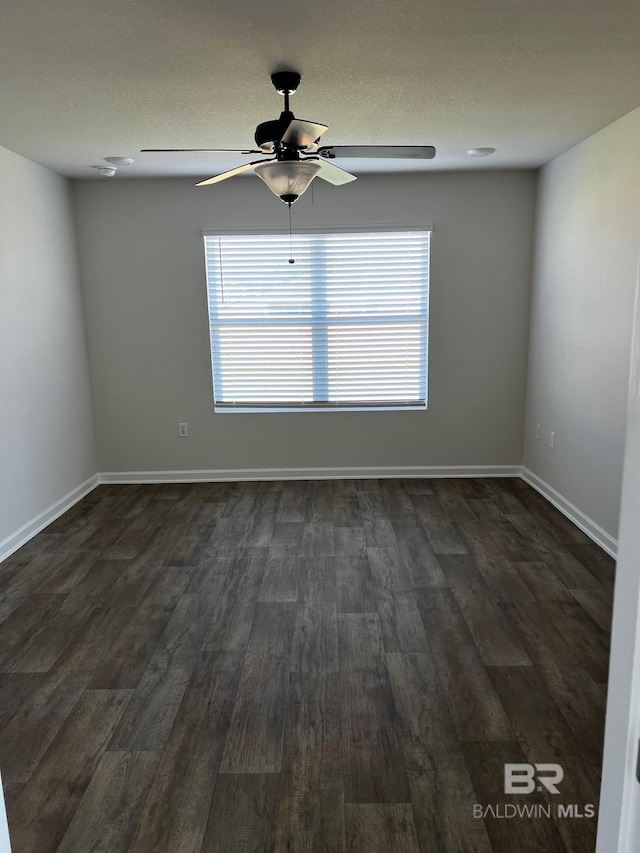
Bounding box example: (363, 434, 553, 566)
(391, 519, 447, 587)
(219, 602, 296, 773)
(367, 546, 413, 591)
(363, 516, 399, 549)
(35, 549, 99, 594)
(292, 558, 338, 675)
(160, 523, 213, 567)
(277, 484, 307, 522)
(422, 519, 468, 555)
(439, 554, 532, 666)
(305, 479, 333, 523)
(507, 513, 603, 589)
(345, 803, 420, 853)
(338, 612, 386, 671)
(487, 665, 601, 790)
(202, 548, 268, 650)
(334, 526, 367, 557)
(81, 519, 130, 552)
(482, 518, 543, 562)
(189, 501, 226, 526)
(400, 478, 435, 496)
(386, 651, 459, 759)
(301, 522, 335, 556)
(408, 764, 494, 853)
(570, 587, 614, 632)
(275, 672, 345, 853)
(511, 560, 576, 603)
(0, 586, 28, 624)
(336, 556, 377, 613)
(105, 639, 192, 752)
(566, 543, 616, 591)
(455, 522, 536, 605)
(205, 516, 248, 552)
(220, 484, 257, 520)
(55, 750, 160, 853)
(465, 497, 505, 522)
(259, 554, 300, 602)
(339, 615, 409, 803)
(432, 482, 479, 522)
(107, 593, 209, 751)
(358, 489, 388, 518)
(379, 479, 416, 516)
(415, 589, 512, 740)
(65, 557, 158, 610)
(376, 588, 429, 654)
(7, 689, 132, 853)
(186, 549, 236, 595)
(332, 479, 357, 497)
(0, 673, 43, 732)
(516, 488, 592, 545)
(526, 596, 609, 683)
(0, 603, 136, 790)
(500, 600, 607, 767)
(269, 521, 305, 555)
(200, 773, 280, 853)
(88, 568, 191, 689)
(238, 492, 279, 547)
(341, 665, 411, 804)
(0, 592, 94, 673)
(0, 594, 59, 666)
(128, 651, 243, 853)
(331, 495, 362, 527)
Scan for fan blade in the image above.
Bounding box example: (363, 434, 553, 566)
(196, 161, 268, 186)
(142, 148, 265, 154)
(281, 119, 328, 150)
(312, 158, 357, 186)
(316, 145, 436, 160)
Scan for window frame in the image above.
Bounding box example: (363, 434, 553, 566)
(203, 225, 432, 414)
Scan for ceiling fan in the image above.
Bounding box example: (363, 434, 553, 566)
(142, 71, 436, 205)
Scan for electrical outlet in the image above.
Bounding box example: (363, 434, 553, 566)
(535, 424, 541, 440)
(550, 430, 555, 448)
(178, 422, 188, 437)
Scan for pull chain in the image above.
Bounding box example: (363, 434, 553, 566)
(288, 203, 295, 264)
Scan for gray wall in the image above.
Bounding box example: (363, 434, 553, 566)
(523, 106, 640, 539)
(73, 170, 535, 474)
(0, 145, 97, 548)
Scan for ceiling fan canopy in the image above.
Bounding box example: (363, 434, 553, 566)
(142, 70, 436, 205)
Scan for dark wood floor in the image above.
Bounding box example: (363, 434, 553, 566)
(0, 478, 614, 853)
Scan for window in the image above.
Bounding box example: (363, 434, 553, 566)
(203, 228, 430, 412)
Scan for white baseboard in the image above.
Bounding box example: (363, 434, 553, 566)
(99, 465, 522, 484)
(1, 466, 615, 564)
(520, 467, 618, 558)
(0, 474, 100, 563)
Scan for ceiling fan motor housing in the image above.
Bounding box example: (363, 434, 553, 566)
(256, 109, 303, 152)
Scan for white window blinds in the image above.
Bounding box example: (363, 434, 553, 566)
(204, 228, 430, 412)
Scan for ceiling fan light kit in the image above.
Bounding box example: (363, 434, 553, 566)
(254, 159, 322, 204)
(143, 70, 437, 205)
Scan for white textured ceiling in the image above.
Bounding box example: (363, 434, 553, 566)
(1, 0, 639, 178)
